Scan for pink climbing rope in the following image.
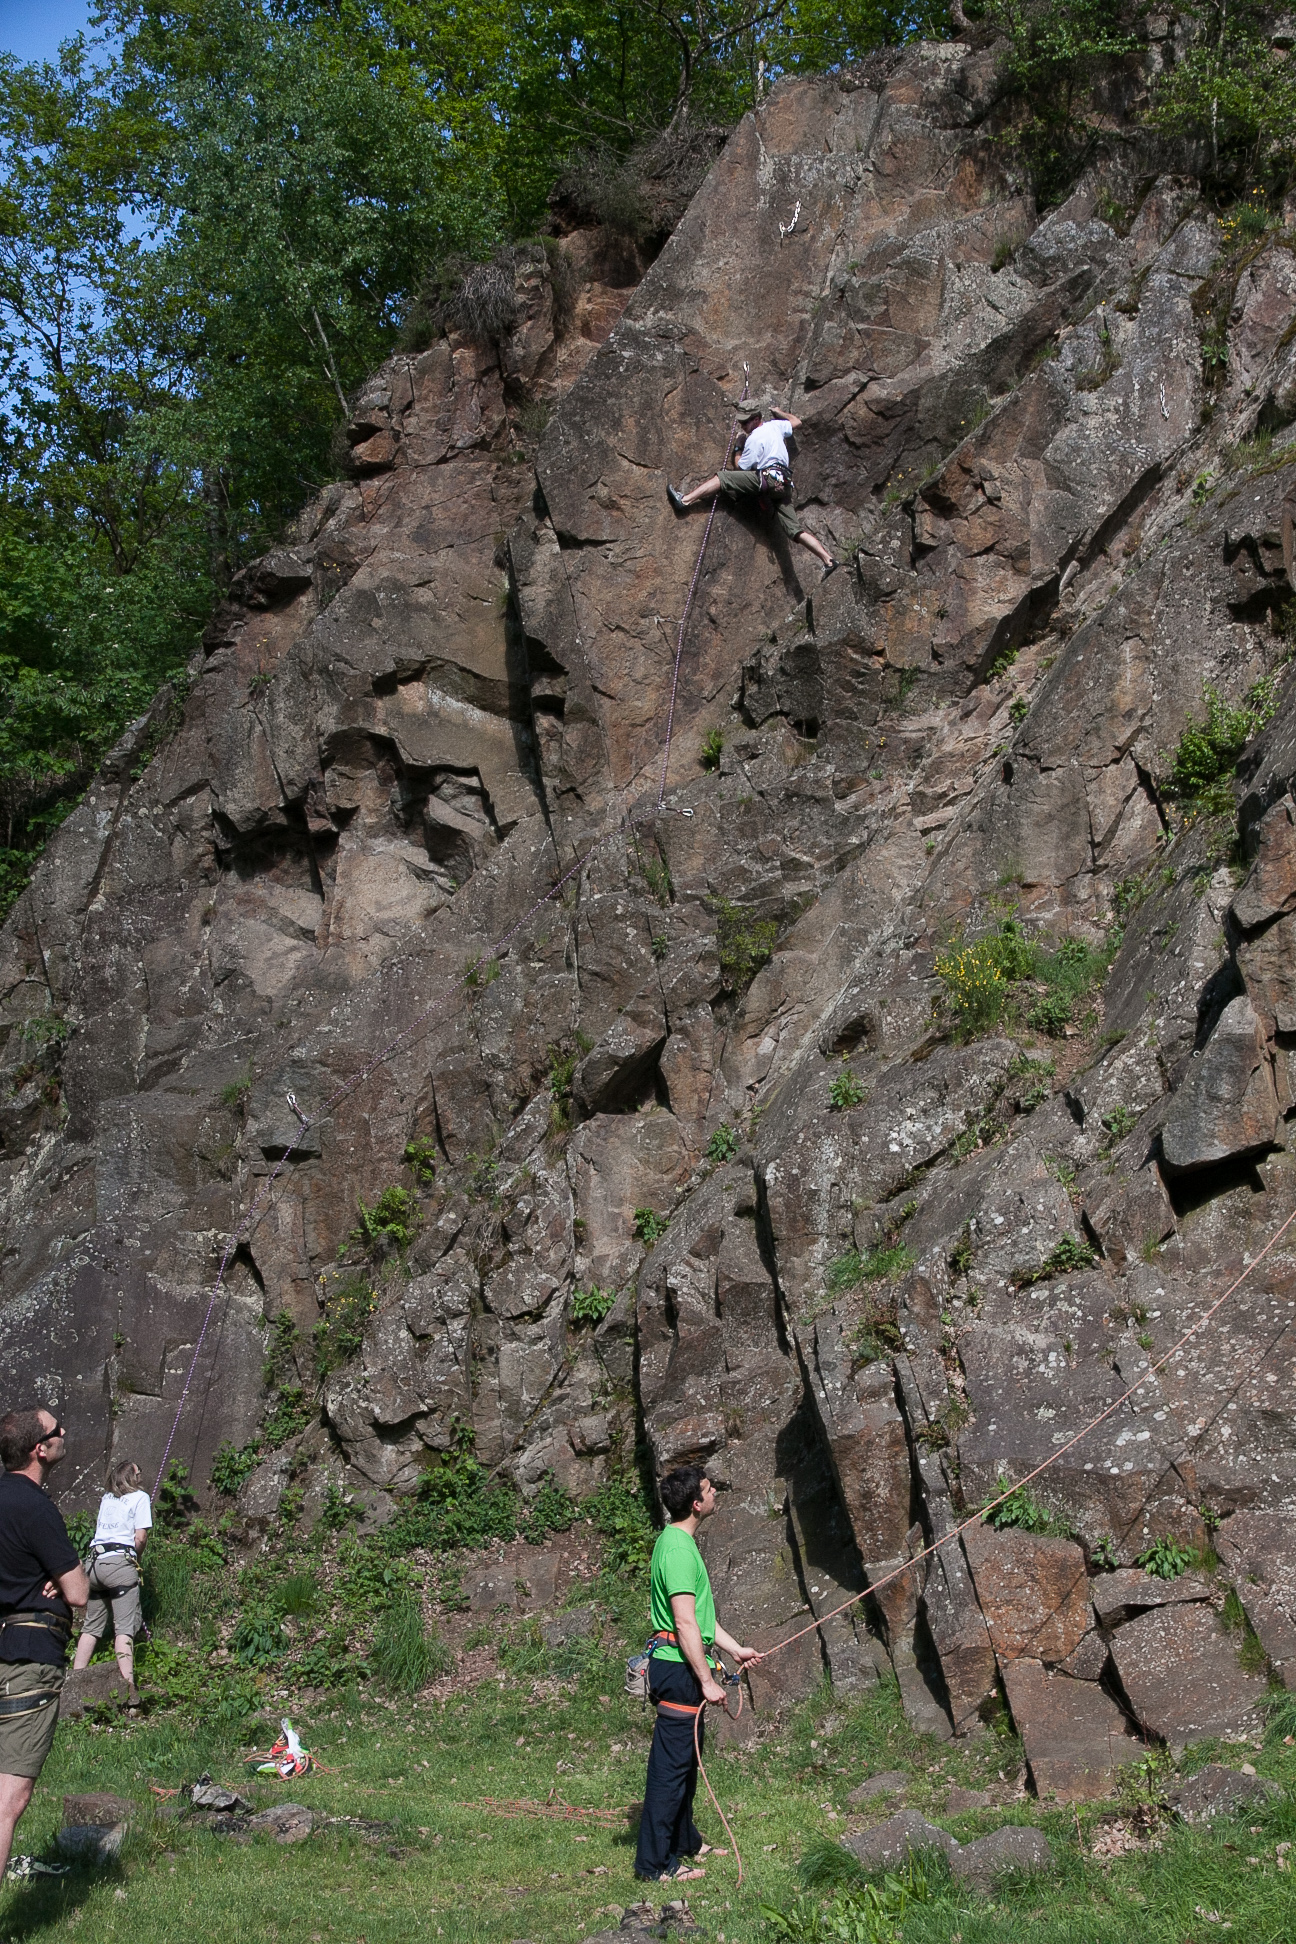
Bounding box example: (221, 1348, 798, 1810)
(151, 806, 677, 1496)
(656, 367, 751, 809)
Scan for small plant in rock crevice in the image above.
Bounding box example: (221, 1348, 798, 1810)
(350, 1185, 418, 1257)
(1101, 1103, 1139, 1144)
(699, 726, 724, 771)
(1015, 1232, 1096, 1286)
(1165, 677, 1279, 814)
(827, 1239, 916, 1294)
(219, 1062, 254, 1112)
(982, 1475, 1074, 1538)
(706, 1123, 739, 1163)
(934, 916, 1114, 1042)
(714, 895, 778, 993)
(570, 1284, 616, 1326)
(914, 1398, 969, 1452)
(314, 1272, 379, 1378)
(633, 1206, 668, 1246)
(948, 1225, 974, 1276)
(1137, 1534, 1194, 1580)
(829, 1065, 866, 1111)
(547, 1040, 585, 1134)
(403, 1135, 438, 1183)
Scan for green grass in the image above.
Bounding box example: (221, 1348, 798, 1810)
(6, 1658, 1295, 1943)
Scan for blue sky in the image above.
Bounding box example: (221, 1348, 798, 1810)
(0, 0, 93, 64)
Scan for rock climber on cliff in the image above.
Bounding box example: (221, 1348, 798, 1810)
(667, 404, 839, 577)
(634, 1465, 761, 1884)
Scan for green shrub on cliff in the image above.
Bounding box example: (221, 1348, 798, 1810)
(1167, 677, 1279, 813)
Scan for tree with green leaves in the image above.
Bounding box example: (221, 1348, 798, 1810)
(0, 0, 943, 920)
(1147, 0, 1296, 190)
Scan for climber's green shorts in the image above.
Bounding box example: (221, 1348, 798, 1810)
(0, 1663, 64, 1778)
(718, 468, 804, 540)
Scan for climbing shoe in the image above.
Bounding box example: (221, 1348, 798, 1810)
(821, 558, 840, 579)
(667, 484, 687, 516)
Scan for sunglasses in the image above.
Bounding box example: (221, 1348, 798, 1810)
(37, 1423, 64, 1443)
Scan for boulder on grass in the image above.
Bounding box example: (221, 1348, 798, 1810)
(843, 1809, 959, 1871)
(845, 1770, 910, 1810)
(245, 1803, 314, 1844)
(1001, 1659, 1143, 1801)
(953, 1824, 1053, 1892)
(58, 1666, 127, 1719)
(56, 1824, 125, 1863)
(62, 1793, 138, 1829)
(841, 1811, 1053, 1893)
(1168, 1763, 1282, 1823)
(1107, 1604, 1268, 1750)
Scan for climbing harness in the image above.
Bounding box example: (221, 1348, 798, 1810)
(757, 461, 793, 499)
(0, 1690, 59, 1720)
(0, 1610, 71, 1649)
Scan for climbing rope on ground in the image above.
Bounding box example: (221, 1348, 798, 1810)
(472, 1795, 638, 1826)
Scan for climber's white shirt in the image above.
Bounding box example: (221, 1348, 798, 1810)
(738, 420, 794, 472)
(92, 1489, 152, 1546)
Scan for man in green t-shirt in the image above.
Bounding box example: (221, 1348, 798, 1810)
(634, 1464, 761, 1883)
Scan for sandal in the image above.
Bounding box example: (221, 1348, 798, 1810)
(637, 1861, 706, 1883)
(695, 1844, 729, 1858)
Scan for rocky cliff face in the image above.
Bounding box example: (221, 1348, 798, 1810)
(5, 40, 1296, 1795)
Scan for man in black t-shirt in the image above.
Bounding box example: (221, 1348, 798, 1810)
(0, 1407, 87, 1881)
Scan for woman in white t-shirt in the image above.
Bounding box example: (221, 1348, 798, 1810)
(71, 1459, 152, 1705)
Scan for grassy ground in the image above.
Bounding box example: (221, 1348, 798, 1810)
(2, 1656, 1294, 1944)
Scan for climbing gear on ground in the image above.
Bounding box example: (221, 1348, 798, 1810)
(4, 1855, 68, 1881)
(249, 1717, 311, 1777)
(667, 484, 687, 516)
